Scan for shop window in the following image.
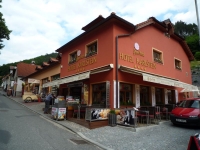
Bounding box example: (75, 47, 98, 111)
(69, 51, 77, 64)
(153, 49, 163, 64)
(175, 59, 182, 70)
(92, 83, 106, 105)
(42, 78, 49, 84)
(140, 86, 150, 106)
(51, 74, 60, 81)
(86, 41, 97, 57)
(120, 83, 133, 106)
(167, 90, 175, 104)
(155, 88, 163, 104)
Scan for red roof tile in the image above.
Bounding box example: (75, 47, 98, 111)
(17, 62, 36, 77)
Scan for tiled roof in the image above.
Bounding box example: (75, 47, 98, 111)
(42, 62, 50, 67)
(36, 65, 43, 70)
(49, 57, 58, 63)
(17, 62, 36, 77)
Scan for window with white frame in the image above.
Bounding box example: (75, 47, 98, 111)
(153, 49, 163, 63)
(69, 51, 77, 64)
(175, 59, 181, 70)
(86, 41, 97, 57)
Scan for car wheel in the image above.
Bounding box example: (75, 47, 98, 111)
(26, 97, 32, 102)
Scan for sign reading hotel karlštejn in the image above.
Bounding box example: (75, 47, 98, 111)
(68, 56, 97, 73)
(119, 51, 156, 71)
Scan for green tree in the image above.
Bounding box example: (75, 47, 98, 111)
(174, 21, 198, 38)
(194, 51, 200, 61)
(0, 0, 12, 50)
(185, 34, 200, 56)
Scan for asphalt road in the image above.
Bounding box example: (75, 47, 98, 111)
(0, 94, 101, 150)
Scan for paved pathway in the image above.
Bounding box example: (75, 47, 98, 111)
(1, 90, 198, 150)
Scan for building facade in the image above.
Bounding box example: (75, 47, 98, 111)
(44, 13, 198, 108)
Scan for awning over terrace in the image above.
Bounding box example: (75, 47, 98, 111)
(42, 64, 113, 88)
(119, 65, 198, 92)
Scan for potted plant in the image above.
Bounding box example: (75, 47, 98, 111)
(108, 109, 117, 126)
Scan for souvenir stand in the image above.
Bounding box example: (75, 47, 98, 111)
(51, 96, 66, 120)
(66, 96, 79, 119)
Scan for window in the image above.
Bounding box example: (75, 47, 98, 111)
(120, 83, 133, 105)
(175, 59, 181, 70)
(153, 49, 163, 63)
(69, 51, 77, 64)
(155, 88, 163, 104)
(86, 41, 97, 57)
(51, 74, 60, 81)
(92, 83, 106, 105)
(140, 86, 150, 106)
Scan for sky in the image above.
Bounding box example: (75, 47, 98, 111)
(0, 0, 199, 66)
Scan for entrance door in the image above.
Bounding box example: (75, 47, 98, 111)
(70, 87, 82, 103)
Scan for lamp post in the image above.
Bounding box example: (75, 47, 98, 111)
(195, 0, 200, 45)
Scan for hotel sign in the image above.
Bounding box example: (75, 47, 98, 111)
(28, 78, 40, 84)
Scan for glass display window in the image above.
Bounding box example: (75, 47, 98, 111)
(92, 83, 106, 105)
(140, 85, 150, 106)
(120, 83, 133, 106)
(155, 88, 163, 104)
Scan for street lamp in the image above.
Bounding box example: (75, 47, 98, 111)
(195, 0, 200, 45)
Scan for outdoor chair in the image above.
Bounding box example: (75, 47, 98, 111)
(155, 106, 161, 122)
(72, 104, 79, 118)
(147, 107, 156, 124)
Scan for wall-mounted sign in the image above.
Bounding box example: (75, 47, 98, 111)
(28, 78, 40, 84)
(134, 43, 139, 50)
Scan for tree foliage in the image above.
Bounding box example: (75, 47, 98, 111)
(174, 21, 200, 58)
(174, 21, 198, 38)
(0, 0, 12, 50)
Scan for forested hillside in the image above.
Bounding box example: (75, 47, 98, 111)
(0, 52, 58, 77)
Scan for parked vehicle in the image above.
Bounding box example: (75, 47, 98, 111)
(170, 98, 200, 127)
(22, 92, 38, 103)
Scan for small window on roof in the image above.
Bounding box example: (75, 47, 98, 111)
(86, 41, 97, 57)
(153, 49, 163, 64)
(69, 51, 77, 64)
(175, 59, 182, 70)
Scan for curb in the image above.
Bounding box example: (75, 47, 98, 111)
(77, 132, 113, 150)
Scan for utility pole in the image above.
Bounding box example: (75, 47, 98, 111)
(195, 0, 200, 45)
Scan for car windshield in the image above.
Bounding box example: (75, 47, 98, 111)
(179, 100, 200, 109)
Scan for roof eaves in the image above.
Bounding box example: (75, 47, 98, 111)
(56, 13, 135, 53)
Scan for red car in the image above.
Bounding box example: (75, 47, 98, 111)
(170, 98, 200, 126)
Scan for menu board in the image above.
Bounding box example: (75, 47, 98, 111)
(51, 107, 66, 120)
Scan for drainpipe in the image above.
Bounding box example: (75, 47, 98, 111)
(115, 32, 134, 108)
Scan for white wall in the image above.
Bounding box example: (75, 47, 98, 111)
(16, 77, 23, 92)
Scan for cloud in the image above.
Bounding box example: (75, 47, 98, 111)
(0, 0, 199, 66)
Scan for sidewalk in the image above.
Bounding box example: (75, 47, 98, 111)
(0, 90, 169, 150)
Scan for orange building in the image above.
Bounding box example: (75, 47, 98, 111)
(44, 13, 198, 109)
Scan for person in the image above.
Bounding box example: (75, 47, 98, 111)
(44, 93, 54, 114)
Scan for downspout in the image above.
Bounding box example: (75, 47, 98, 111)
(115, 31, 134, 108)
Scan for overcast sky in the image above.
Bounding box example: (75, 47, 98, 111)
(0, 0, 199, 66)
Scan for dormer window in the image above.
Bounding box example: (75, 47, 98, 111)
(153, 49, 163, 64)
(175, 59, 182, 70)
(69, 51, 77, 64)
(86, 41, 97, 57)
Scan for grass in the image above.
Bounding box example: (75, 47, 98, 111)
(190, 60, 200, 69)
